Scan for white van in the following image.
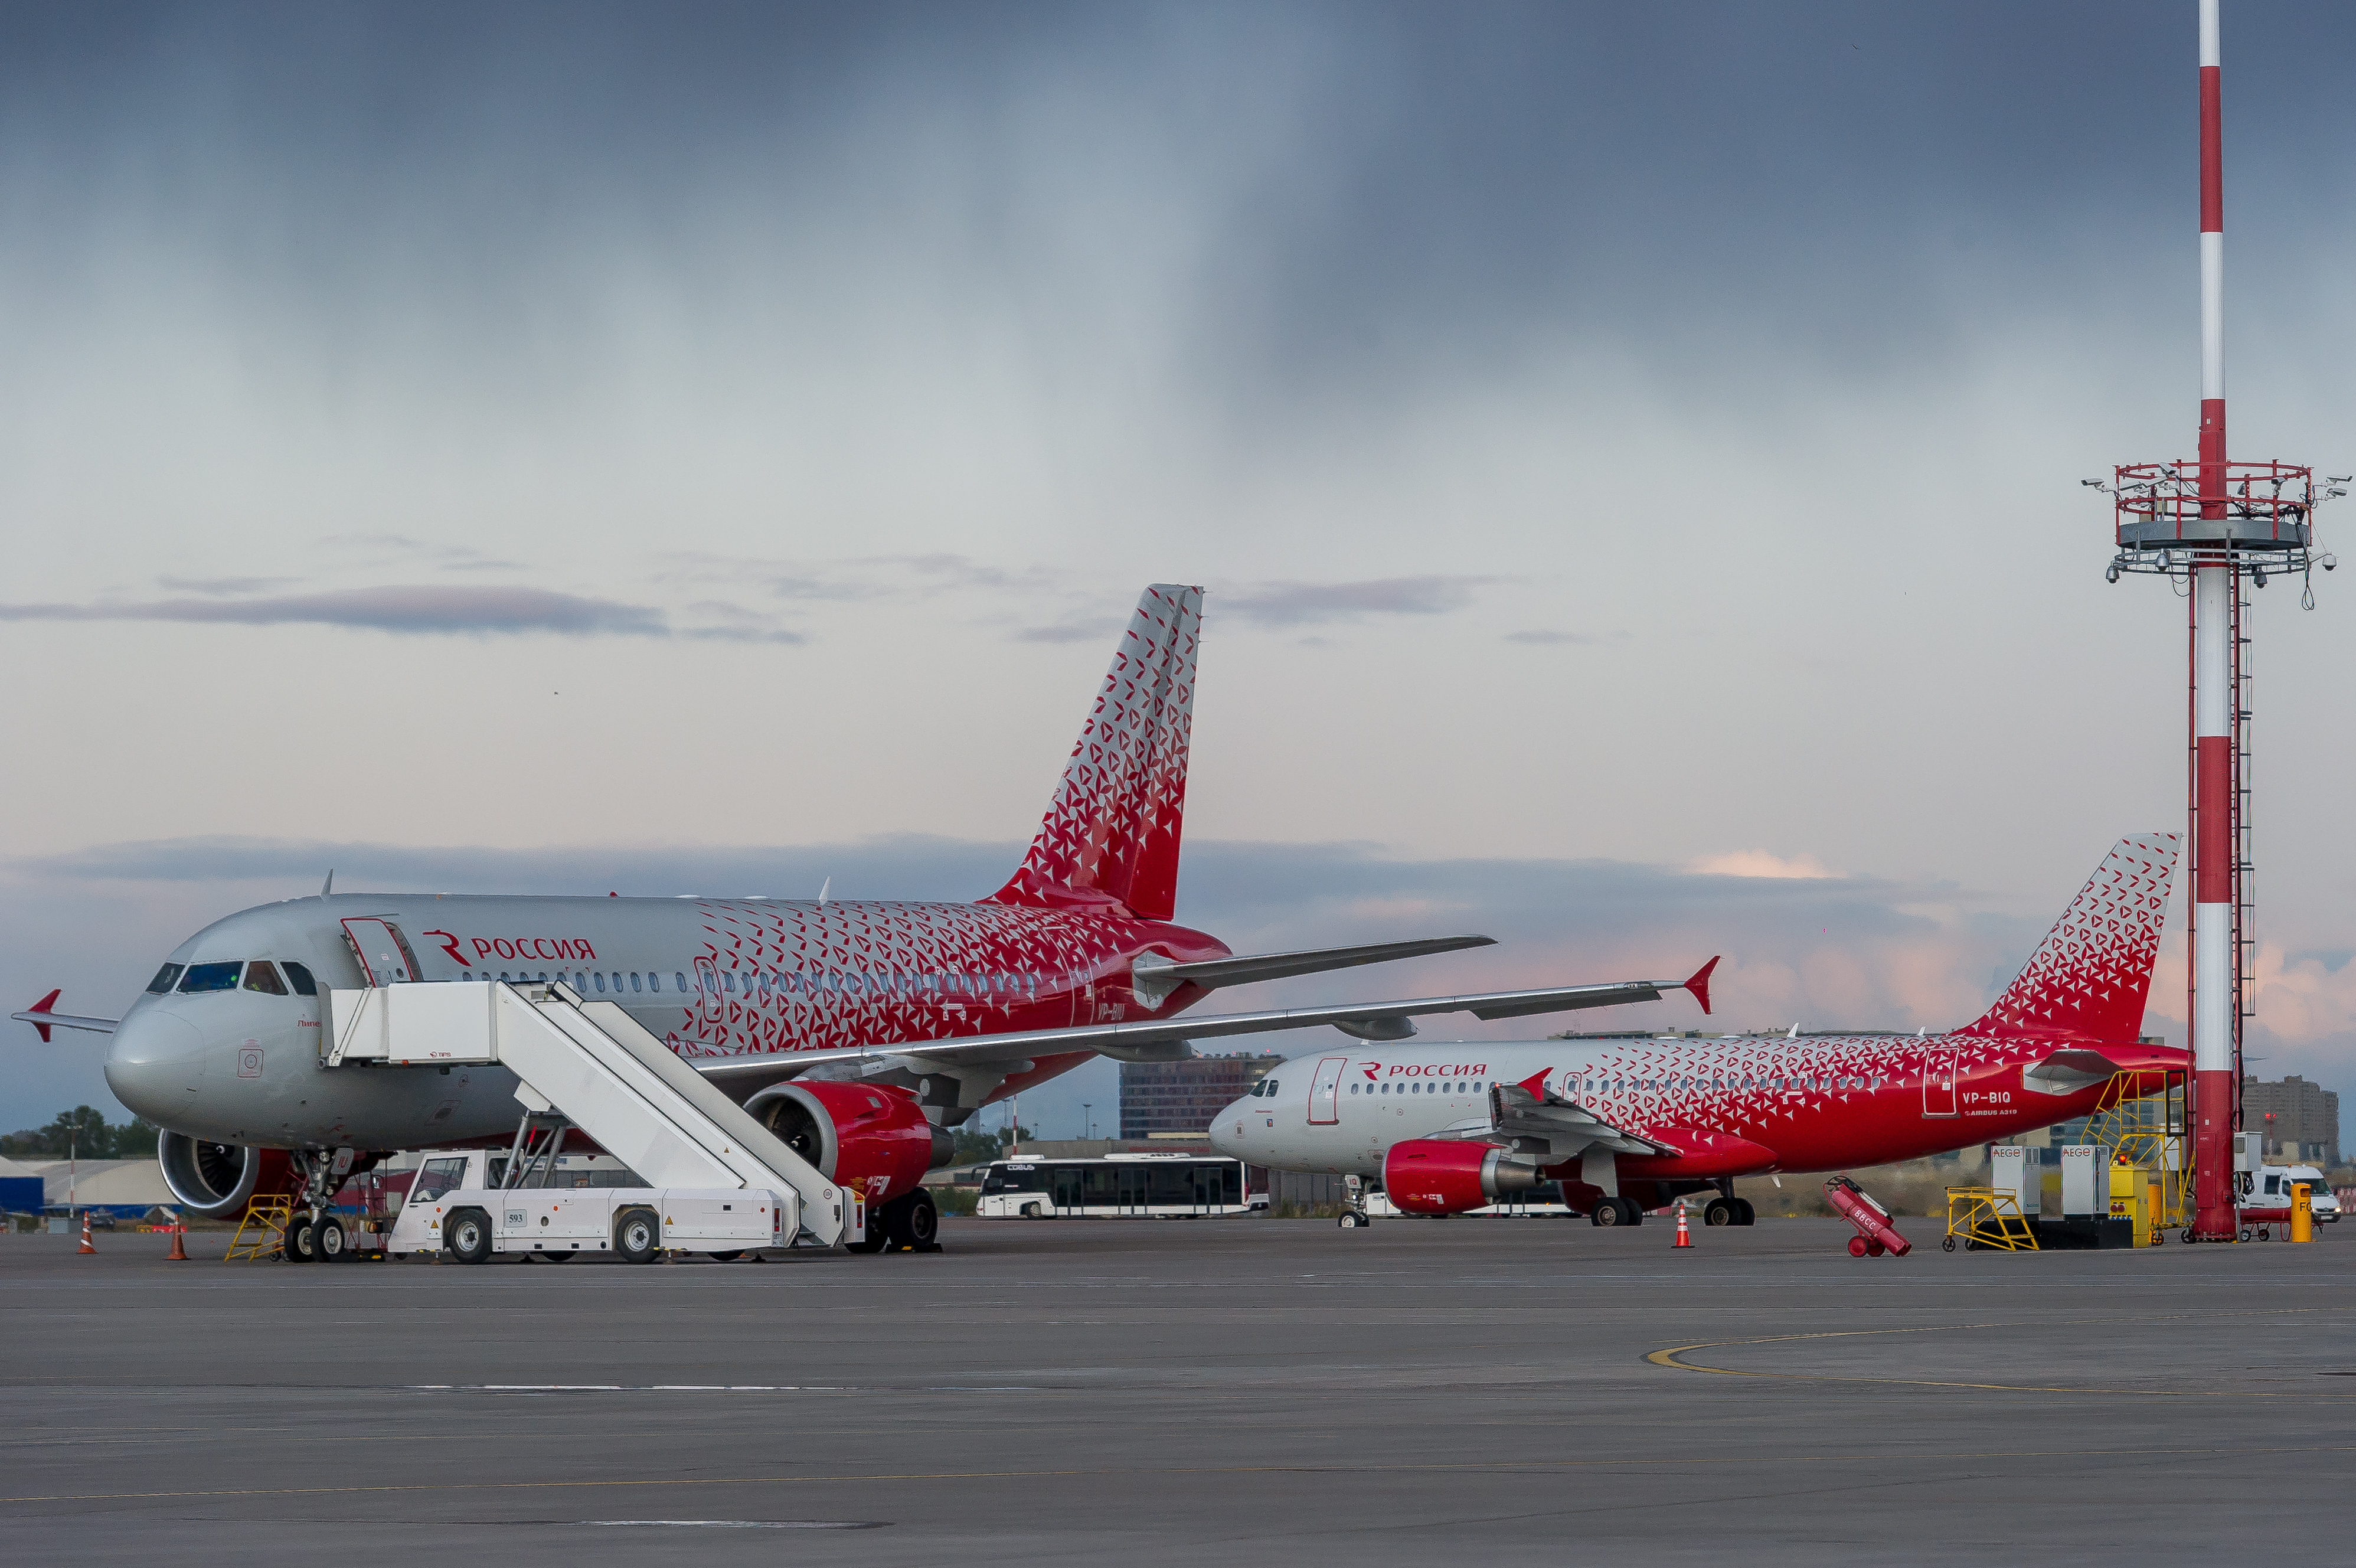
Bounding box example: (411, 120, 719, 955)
(2241, 1164, 2339, 1225)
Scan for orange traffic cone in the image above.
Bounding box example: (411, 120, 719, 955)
(166, 1221, 189, 1262)
(1674, 1205, 1692, 1248)
(77, 1214, 96, 1254)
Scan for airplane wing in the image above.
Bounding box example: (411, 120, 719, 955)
(1128, 935, 1494, 1007)
(1472, 1075, 1680, 1158)
(692, 961, 1717, 1095)
(11, 991, 118, 1043)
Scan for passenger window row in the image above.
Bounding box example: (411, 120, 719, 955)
(1332, 1073, 1894, 1099)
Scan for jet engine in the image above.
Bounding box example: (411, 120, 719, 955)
(747, 1081, 950, 1208)
(156, 1133, 294, 1220)
(1383, 1139, 1541, 1216)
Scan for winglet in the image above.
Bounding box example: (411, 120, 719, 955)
(1682, 957, 1719, 1016)
(24, 989, 59, 1043)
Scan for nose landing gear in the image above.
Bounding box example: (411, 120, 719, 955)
(278, 1146, 372, 1263)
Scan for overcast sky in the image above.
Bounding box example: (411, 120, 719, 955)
(5, 2, 2353, 1139)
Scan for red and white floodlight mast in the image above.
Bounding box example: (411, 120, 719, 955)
(2190, 0, 2234, 1242)
(2104, 0, 2337, 1242)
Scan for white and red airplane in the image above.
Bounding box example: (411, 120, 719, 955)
(1211, 835, 2188, 1226)
(15, 584, 1711, 1248)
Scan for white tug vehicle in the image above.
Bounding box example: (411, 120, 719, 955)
(384, 1145, 818, 1262)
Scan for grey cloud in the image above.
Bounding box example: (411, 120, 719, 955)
(154, 574, 301, 596)
(1015, 619, 1123, 645)
(0, 585, 669, 637)
(1503, 629, 1593, 646)
(1218, 576, 1494, 628)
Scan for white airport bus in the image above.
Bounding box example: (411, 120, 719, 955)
(975, 1154, 1257, 1219)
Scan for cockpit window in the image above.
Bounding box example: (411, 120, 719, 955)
(177, 962, 243, 993)
(281, 962, 318, 997)
(146, 963, 185, 995)
(242, 962, 289, 997)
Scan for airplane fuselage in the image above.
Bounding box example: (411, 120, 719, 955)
(1210, 1030, 2184, 1200)
(108, 892, 1226, 1149)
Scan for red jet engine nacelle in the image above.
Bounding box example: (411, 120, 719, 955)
(1383, 1139, 1543, 1216)
(749, 1080, 946, 1207)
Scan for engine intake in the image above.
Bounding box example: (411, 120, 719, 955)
(156, 1133, 293, 1220)
(1383, 1139, 1541, 1216)
(746, 1081, 946, 1207)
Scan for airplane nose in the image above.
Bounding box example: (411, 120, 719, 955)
(1208, 1106, 1242, 1157)
(104, 1011, 207, 1124)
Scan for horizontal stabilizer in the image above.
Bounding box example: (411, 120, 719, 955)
(1129, 935, 1493, 1007)
(2022, 1047, 2124, 1095)
(12, 990, 118, 1042)
(695, 966, 1710, 1095)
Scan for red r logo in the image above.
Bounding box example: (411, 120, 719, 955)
(423, 930, 468, 967)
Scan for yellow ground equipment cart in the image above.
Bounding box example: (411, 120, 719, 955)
(1942, 1187, 2038, 1252)
(2083, 1064, 2190, 1238)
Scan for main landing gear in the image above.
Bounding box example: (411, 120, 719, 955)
(1590, 1197, 1642, 1227)
(849, 1189, 942, 1254)
(1701, 1195, 1757, 1227)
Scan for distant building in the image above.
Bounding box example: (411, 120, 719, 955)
(2242, 1076, 2339, 1166)
(1120, 1053, 1285, 1138)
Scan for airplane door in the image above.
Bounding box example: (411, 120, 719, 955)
(341, 919, 419, 986)
(1308, 1056, 1347, 1124)
(694, 959, 722, 1027)
(1922, 1042, 1959, 1118)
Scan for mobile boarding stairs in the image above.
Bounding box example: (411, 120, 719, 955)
(326, 979, 852, 1249)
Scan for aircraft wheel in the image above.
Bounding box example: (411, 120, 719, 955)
(1731, 1198, 1757, 1226)
(447, 1208, 495, 1265)
(885, 1190, 939, 1250)
(1703, 1198, 1735, 1227)
(313, 1215, 347, 1262)
(613, 1207, 661, 1265)
(282, 1214, 316, 1262)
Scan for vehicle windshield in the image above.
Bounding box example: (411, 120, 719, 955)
(409, 1157, 469, 1204)
(146, 963, 184, 995)
(177, 962, 242, 993)
(242, 962, 288, 996)
(282, 962, 319, 997)
(985, 1164, 1047, 1194)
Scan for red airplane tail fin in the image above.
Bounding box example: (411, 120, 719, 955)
(988, 584, 1202, 923)
(1955, 834, 2179, 1044)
